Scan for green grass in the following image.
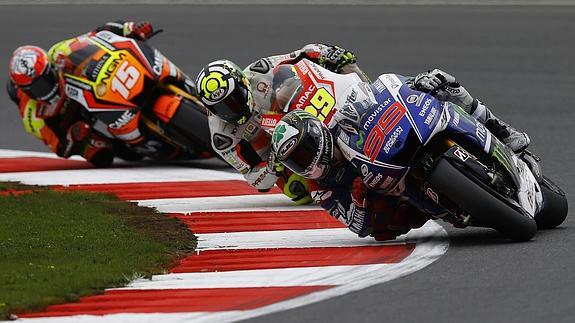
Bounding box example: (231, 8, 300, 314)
(0, 183, 196, 319)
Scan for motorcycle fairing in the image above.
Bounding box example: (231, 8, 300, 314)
(289, 59, 364, 124)
(374, 75, 494, 159)
(339, 74, 493, 195)
(93, 31, 182, 82)
(442, 103, 492, 154)
(336, 73, 543, 219)
(338, 74, 445, 192)
(61, 31, 168, 112)
(415, 97, 544, 215)
(337, 136, 408, 192)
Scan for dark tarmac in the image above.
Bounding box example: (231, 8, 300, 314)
(0, 5, 573, 323)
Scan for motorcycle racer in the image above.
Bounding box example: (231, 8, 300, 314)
(272, 109, 429, 241)
(411, 69, 530, 152)
(195, 45, 370, 203)
(271, 66, 532, 241)
(7, 21, 194, 166)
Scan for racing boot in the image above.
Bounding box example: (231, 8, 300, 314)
(485, 117, 530, 153)
(468, 99, 530, 153)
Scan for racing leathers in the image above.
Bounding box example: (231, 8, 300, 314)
(308, 69, 529, 240)
(207, 44, 370, 201)
(307, 154, 429, 241)
(412, 69, 530, 152)
(7, 21, 192, 165)
(50, 21, 196, 159)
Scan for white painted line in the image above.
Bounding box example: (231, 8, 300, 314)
(0, 167, 243, 185)
(217, 222, 448, 323)
(117, 222, 443, 290)
(18, 222, 448, 323)
(197, 227, 380, 250)
(0, 149, 84, 160)
(121, 264, 413, 289)
(136, 194, 319, 214)
(4, 150, 449, 323)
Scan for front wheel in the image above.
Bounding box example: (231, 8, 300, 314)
(428, 159, 537, 241)
(535, 176, 568, 229)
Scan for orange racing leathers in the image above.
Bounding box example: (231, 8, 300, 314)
(7, 21, 194, 165)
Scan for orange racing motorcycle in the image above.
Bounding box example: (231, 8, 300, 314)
(56, 30, 212, 164)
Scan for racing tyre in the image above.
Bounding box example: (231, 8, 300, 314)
(169, 98, 211, 152)
(428, 159, 537, 241)
(535, 176, 568, 229)
(88, 149, 114, 168)
(113, 143, 144, 162)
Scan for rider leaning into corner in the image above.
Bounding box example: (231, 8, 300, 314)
(196, 43, 531, 240)
(7, 21, 194, 167)
(271, 68, 531, 241)
(195, 44, 370, 204)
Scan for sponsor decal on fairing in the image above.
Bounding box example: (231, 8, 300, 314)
(419, 98, 432, 117)
(454, 147, 470, 162)
(383, 126, 403, 154)
(152, 49, 163, 76)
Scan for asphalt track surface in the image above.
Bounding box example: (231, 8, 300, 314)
(0, 4, 574, 323)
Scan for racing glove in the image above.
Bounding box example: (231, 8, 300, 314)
(246, 159, 280, 192)
(319, 46, 357, 73)
(351, 177, 368, 209)
(414, 69, 457, 92)
(414, 68, 474, 109)
(125, 21, 156, 41)
(283, 172, 313, 205)
(267, 153, 312, 204)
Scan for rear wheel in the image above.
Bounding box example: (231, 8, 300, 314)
(428, 159, 537, 241)
(535, 176, 568, 229)
(167, 98, 212, 154)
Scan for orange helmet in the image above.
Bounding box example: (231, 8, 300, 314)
(9, 45, 59, 102)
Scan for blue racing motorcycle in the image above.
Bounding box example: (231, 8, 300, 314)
(270, 60, 567, 241)
(338, 73, 568, 241)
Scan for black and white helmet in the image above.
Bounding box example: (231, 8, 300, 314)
(196, 60, 253, 125)
(272, 110, 333, 180)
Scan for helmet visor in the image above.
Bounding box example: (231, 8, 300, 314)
(278, 120, 329, 178)
(21, 66, 58, 101)
(210, 85, 251, 124)
(281, 135, 320, 176)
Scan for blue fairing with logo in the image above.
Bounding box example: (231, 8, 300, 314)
(340, 74, 440, 192)
(340, 74, 490, 194)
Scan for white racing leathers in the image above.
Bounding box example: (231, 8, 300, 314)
(208, 44, 368, 190)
